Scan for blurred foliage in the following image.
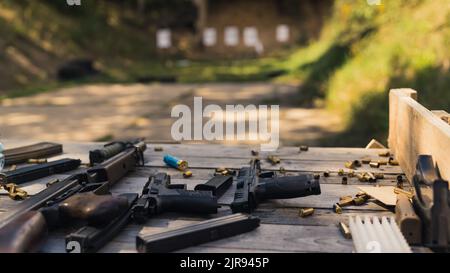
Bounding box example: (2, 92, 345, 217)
(0, 0, 449, 147)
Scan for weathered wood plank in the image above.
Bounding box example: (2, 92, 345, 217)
(388, 89, 450, 181)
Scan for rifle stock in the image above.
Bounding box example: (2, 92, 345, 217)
(0, 211, 48, 253)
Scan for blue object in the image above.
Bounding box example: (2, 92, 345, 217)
(163, 154, 188, 171)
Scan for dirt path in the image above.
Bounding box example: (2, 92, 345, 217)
(0, 83, 342, 146)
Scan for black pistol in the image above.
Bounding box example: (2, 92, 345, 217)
(132, 172, 219, 224)
(231, 159, 321, 213)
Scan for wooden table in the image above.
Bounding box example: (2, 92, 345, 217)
(0, 140, 430, 253)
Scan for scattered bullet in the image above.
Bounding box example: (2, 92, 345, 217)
(154, 147, 163, 152)
(279, 167, 286, 174)
(314, 174, 321, 180)
(342, 176, 348, 185)
(345, 161, 355, 169)
(267, 155, 281, 165)
(299, 146, 309, 152)
(333, 203, 343, 214)
(348, 170, 355, 177)
(46, 178, 60, 187)
(369, 161, 380, 168)
(183, 170, 193, 178)
(251, 150, 259, 156)
(323, 171, 330, 177)
(338, 222, 352, 239)
(388, 157, 399, 166)
(28, 158, 47, 164)
(338, 169, 345, 176)
(299, 208, 315, 217)
(378, 151, 391, 157)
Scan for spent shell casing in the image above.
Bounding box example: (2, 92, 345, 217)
(299, 208, 314, 217)
(267, 155, 281, 165)
(348, 170, 355, 177)
(378, 151, 390, 157)
(389, 158, 399, 166)
(299, 145, 309, 152)
(338, 222, 352, 239)
(345, 161, 355, 169)
(28, 158, 47, 164)
(46, 178, 60, 187)
(333, 203, 343, 214)
(338, 169, 345, 176)
(369, 161, 380, 168)
(183, 171, 193, 178)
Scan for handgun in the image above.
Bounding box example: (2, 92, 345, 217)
(230, 159, 321, 213)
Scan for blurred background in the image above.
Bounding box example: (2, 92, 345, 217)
(0, 0, 449, 147)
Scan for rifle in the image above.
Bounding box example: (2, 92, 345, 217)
(65, 172, 218, 252)
(89, 139, 144, 165)
(0, 141, 147, 253)
(230, 159, 321, 213)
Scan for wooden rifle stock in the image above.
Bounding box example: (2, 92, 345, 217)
(0, 211, 48, 253)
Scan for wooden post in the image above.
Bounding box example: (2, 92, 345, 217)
(388, 89, 450, 182)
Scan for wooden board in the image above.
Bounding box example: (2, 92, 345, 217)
(0, 140, 427, 253)
(388, 89, 450, 181)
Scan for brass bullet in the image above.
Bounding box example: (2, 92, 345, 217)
(333, 203, 343, 214)
(338, 222, 352, 239)
(374, 173, 384, 179)
(348, 170, 355, 177)
(345, 161, 355, 169)
(299, 208, 315, 217)
(338, 169, 345, 176)
(299, 146, 309, 152)
(183, 170, 193, 178)
(369, 161, 380, 168)
(267, 155, 281, 165)
(46, 178, 60, 187)
(389, 157, 399, 166)
(28, 158, 47, 164)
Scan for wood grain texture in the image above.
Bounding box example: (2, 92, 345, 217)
(388, 89, 450, 181)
